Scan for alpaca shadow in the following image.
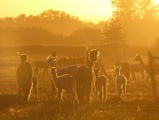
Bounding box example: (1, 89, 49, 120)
(0, 94, 22, 110)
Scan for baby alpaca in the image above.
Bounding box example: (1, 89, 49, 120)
(50, 67, 75, 104)
(115, 67, 127, 100)
(94, 68, 107, 104)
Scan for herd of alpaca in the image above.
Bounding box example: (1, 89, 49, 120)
(15, 48, 158, 104)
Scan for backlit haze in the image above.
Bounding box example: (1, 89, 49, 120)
(0, 0, 113, 24)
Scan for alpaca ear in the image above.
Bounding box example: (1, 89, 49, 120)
(25, 52, 29, 56)
(86, 47, 90, 52)
(16, 52, 21, 56)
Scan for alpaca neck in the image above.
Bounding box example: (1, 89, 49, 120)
(51, 70, 58, 83)
(94, 72, 99, 80)
(138, 58, 149, 73)
(116, 72, 120, 77)
(89, 60, 94, 70)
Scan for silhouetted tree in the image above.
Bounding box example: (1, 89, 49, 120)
(103, 12, 127, 59)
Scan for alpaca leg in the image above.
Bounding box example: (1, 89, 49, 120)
(69, 90, 75, 104)
(131, 71, 136, 80)
(66, 92, 71, 103)
(18, 86, 22, 95)
(145, 76, 151, 88)
(117, 85, 122, 99)
(141, 71, 144, 80)
(103, 85, 107, 103)
(99, 89, 102, 103)
(25, 85, 32, 102)
(84, 84, 91, 104)
(33, 85, 38, 99)
(123, 83, 126, 99)
(76, 85, 84, 103)
(58, 89, 63, 104)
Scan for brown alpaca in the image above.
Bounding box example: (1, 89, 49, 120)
(16, 52, 33, 102)
(50, 67, 76, 104)
(75, 47, 99, 104)
(93, 68, 107, 104)
(134, 54, 159, 87)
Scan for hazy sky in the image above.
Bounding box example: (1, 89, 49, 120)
(0, 0, 114, 24)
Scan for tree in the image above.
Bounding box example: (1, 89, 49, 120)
(103, 12, 127, 59)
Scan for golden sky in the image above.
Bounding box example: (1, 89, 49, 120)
(0, 0, 114, 24)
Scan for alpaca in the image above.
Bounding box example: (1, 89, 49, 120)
(114, 61, 130, 83)
(16, 52, 33, 102)
(75, 47, 99, 104)
(134, 54, 159, 87)
(131, 63, 145, 80)
(93, 68, 107, 104)
(115, 67, 127, 99)
(33, 60, 49, 76)
(50, 67, 76, 104)
(46, 54, 78, 93)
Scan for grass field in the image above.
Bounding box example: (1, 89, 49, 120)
(1, 53, 159, 120)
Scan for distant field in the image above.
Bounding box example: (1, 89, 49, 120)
(1, 47, 159, 120)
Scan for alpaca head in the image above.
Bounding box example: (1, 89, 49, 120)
(114, 66, 121, 75)
(51, 51, 56, 57)
(134, 54, 141, 62)
(17, 52, 29, 63)
(47, 56, 56, 67)
(86, 47, 99, 62)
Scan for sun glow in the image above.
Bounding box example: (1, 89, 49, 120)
(153, 0, 159, 5)
(0, 0, 113, 24)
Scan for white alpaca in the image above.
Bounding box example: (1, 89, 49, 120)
(115, 67, 127, 99)
(50, 67, 76, 104)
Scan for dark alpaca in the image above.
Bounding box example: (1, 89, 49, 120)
(75, 48, 99, 104)
(134, 54, 159, 87)
(131, 63, 145, 80)
(16, 52, 33, 102)
(115, 67, 127, 100)
(33, 60, 49, 77)
(50, 67, 76, 104)
(93, 68, 107, 104)
(114, 61, 130, 83)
